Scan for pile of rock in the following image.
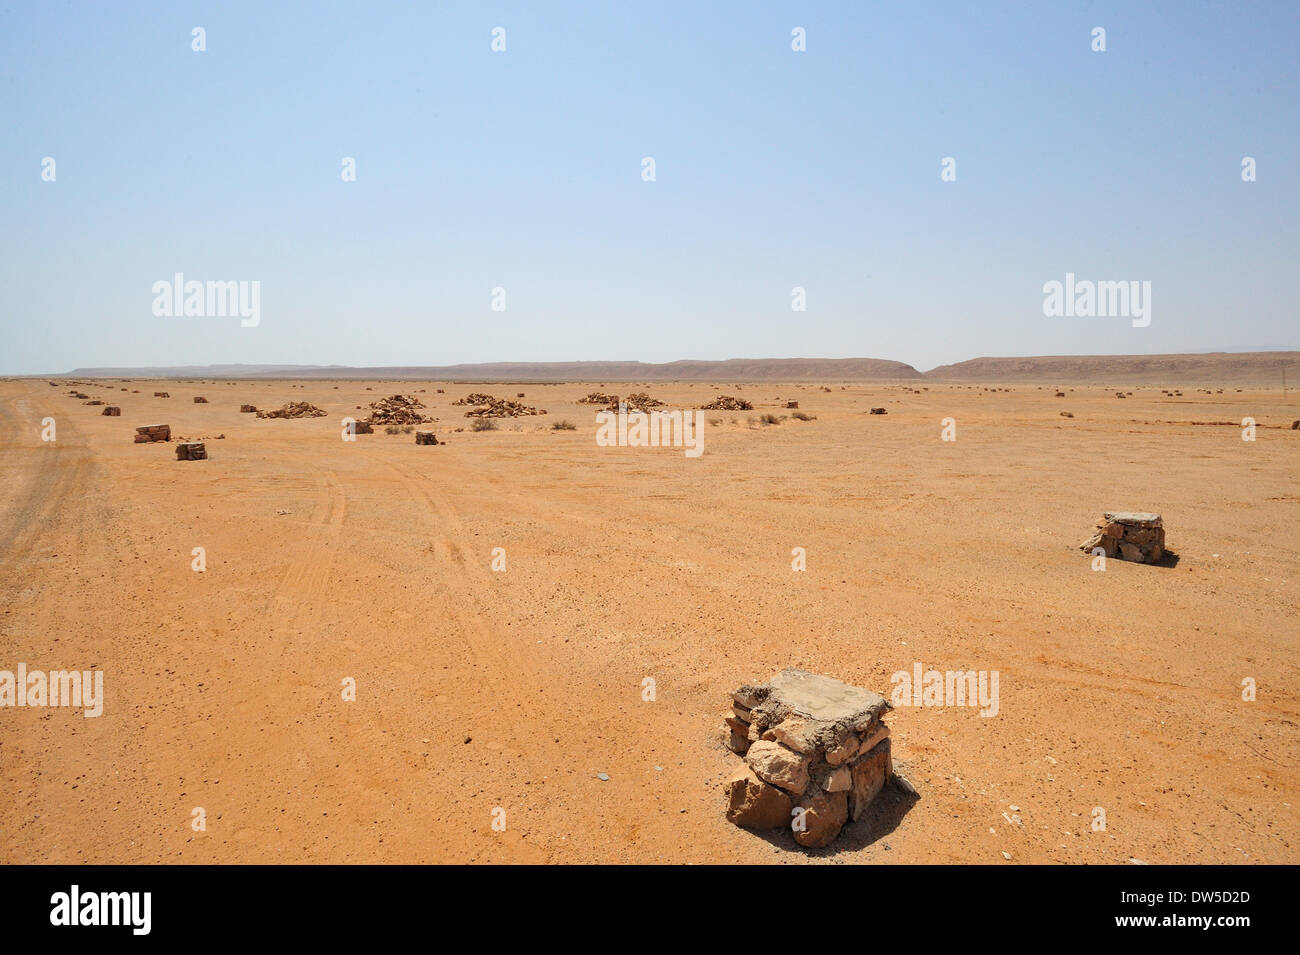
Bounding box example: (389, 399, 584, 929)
(193, 396, 208, 403)
(84, 399, 104, 406)
(604, 392, 664, 413)
(1080, 512, 1166, 564)
(415, 431, 439, 445)
(723, 668, 899, 848)
(701, 395, 753, 411)
(458, 395, 547, 417)
(452, 393, 496, 406)
(363, 394, 432, 425)
(256, 402, 327, 419)
(239, 405, 257, 413)
(176, 442, 207, 461)
(134, 424, 171, 443)
(102, 406, 121, 416)
(577, 392, 617, 404)
(786, 400, 799, 409)
(350, 420, 374, 434)
(869, 407, 887, 415)
(154, 392, 170, 398)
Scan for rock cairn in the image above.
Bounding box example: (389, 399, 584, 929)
(724, 668, 897, 848)
(240, 404, 257, 413)
(604, 393, 664, 413)
(134, 424, 171, 443)
(256, 402, 327, 419)
(455, 394, 546, 417)
(363, 394, 432, 425)
(701, 395, 753, 411)
(102, 406, 121, 416)
(1080, 512, 1166, 564)
(154, 392, 170, 398)
(193, 396, 208, 403)
(415, 431, 439, 445)
(577, 392, 616, 404)
(176, 442, 207, 461)
(869, 407, 887, 414)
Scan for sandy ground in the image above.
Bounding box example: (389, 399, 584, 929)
(1, 377, 1296, 864)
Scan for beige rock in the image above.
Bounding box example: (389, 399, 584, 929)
(794, 789, 849, 848)
(855, 724, 890, 759)
(825, 731, 859, 766)
(732, 684, 767, 709)
(770, 715, 821, 755)
(723, 711, 748, 735)
(849, 738, 892, 821)
(823, 766, 852, 793)
(723, 726, 750, 755)
(768, 668, 888, 724)
(745, 740, 811, 795)
(725, 765, 793, 830)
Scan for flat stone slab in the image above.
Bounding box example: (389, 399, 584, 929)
(1104, 511, 1162, 526)
(767, 668, 887, 724)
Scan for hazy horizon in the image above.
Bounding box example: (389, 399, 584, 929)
(4, 2, 1298, 375)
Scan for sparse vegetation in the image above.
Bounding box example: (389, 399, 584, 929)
(760, 413, 782, 425)
(552, 419, 577, 430)
(792, 411, 815, 421)
(471, 418, 498, 432)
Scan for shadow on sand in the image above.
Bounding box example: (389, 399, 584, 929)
(749, 780, 920, 858)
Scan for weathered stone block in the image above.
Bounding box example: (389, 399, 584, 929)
(725, 765, 794, 830)
(746, 740, 811, 795)
(849, 738, 892, 822)
(794, 789, 849, 848)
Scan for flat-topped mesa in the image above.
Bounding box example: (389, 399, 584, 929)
(1080, 512, 1166, 564)
(724, 668, 899, 849)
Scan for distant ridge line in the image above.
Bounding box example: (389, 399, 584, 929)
(53, 351, 1300, 385)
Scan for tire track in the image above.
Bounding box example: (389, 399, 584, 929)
(385, 459, 519, 694)
(270, 464, 347, 655)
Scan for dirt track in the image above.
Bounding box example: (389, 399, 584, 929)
(1, 378, 1296, 863)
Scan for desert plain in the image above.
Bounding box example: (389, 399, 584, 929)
(0, 373, 1296, 864)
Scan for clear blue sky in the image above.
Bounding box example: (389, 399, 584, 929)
(2, 1, 1296, 374)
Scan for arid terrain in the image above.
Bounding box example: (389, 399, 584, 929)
(1, 374, 1297, 864)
